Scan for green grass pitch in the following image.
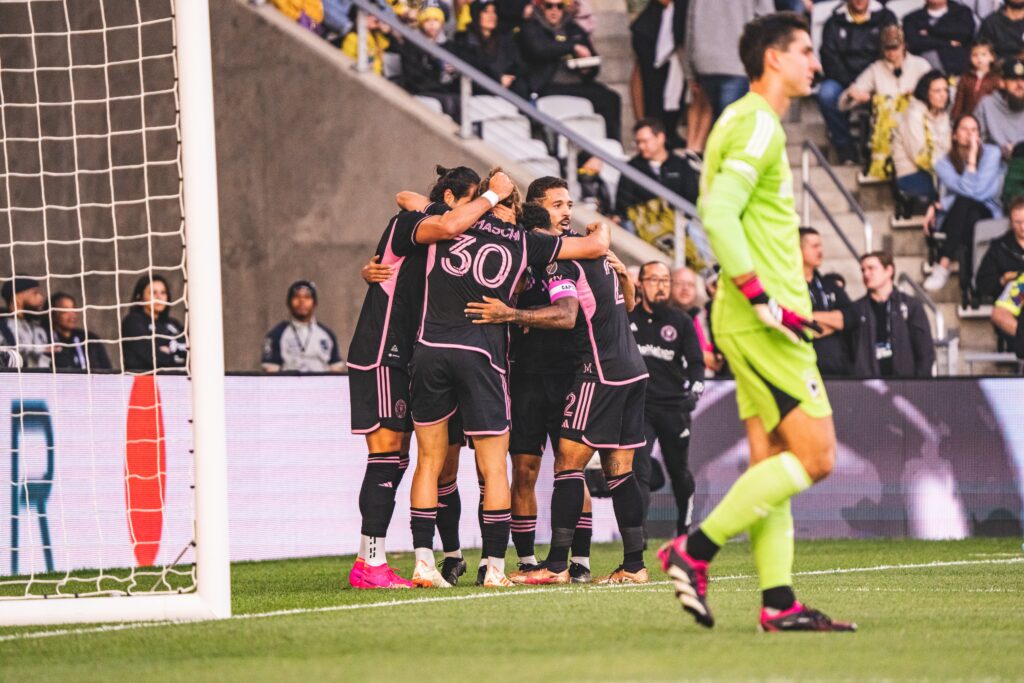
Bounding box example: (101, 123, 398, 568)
(1, 538, 1022, 681)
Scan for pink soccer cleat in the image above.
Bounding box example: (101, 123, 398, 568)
(350, 561, 413, 589)
(658, 535, 714, 628)
(760, 602, 857, 632)
(347, 558, 366, 588)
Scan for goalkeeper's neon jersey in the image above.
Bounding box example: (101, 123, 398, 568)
(698, 92, 811, 336)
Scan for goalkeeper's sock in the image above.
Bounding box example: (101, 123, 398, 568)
(481, 508, 511, 568)
(608, 472, 645, 571)
(698, 452, 812, 551)
(545, 470, 585, 570)
(511, 514, 537, 560)
(750, 499, 795, 599)
(571, 511, 593, 561)
(436, 479, 462, 554)
(359, 451, 402, 538)
(410, 507, 437, 552)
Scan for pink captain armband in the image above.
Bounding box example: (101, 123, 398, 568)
(548, 280, 578, 302)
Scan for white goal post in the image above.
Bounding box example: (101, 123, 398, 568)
(0, 0, 230, 626)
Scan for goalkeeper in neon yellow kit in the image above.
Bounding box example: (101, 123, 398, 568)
(658, 12, 856, 632)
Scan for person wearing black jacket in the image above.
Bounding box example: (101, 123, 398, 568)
(800, 228, 853, 377)
(629, 0, 687, 147)
(976, 197, 1024, 302)
(977, 0, 1024, 62)
(817, 1, 897, 162)
(400, 3, 460, 119)
(518, 0, 622, 139)
(49, 292, 111, 371)
(629, 261, 704, 536)
(845, 252, 935, 378)
(451, 0, 530, 99)
(902, 0, 976, 76)
(121, 275, 187, 373)
(614, 118, 700, 221)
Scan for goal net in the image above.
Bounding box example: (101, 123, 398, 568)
(0, 0, 229, 625)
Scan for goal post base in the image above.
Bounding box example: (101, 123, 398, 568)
(0, 591, 231, 627)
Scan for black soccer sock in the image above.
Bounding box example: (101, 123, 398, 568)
(571, 511, 593, 559)
(359, 451, 402, 537)
(436, 479, 462, 553)
(477, 478, 488, 559)
(545, 470, 585, 570)
(394, 453, 411, 487)
(677, 469, 695, 536)
(481, 508, 511, 561)
(763, 585, 797, 612)
(511, 514, 537, 560)
(410, 507, 437, 550)
(608, 471, 645, 571)
(686, 528, 721, 563)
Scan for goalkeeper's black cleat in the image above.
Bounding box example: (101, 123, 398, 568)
(439, 557, 467, 586)
(760, 603, 857, 632)
(568, 561, 592, 584)
(658, 535, 714, 628)
(475, 563, 487, 586)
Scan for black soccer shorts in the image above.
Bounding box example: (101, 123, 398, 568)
(349, 364, 413, 434)
(410, 344, 510, 436)
(509, 371, 574, 456)
(560, 376, 647, 450)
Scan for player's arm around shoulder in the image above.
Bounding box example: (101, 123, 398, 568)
(412, 172, 515, 244)
(555, 221, 610, 260)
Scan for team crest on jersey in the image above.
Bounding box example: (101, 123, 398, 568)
(803, 370, 821, 400)
(630, 322, 639, 332)
(394, 400, 407, 418)
(660, 325, 677, 342)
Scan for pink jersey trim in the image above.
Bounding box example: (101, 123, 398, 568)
(464, 427, 511, 436)
(417, 339, 508, 374)
(581, 436, 647, 450)
(352, 422, 382, 435)
(573, 262, 648, 386)
(413, 405, 459, 427)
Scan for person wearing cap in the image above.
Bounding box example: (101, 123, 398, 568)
(975, 58, 1024, 160)
(0, 277, 52, 369)
(400, 1, 461, 118)
(976, 0, 1024, 62)
(262, 280, 345, 373)
(122, 275, 188, 372)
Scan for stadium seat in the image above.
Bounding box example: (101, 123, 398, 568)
(467, 95, 519, 122)
(555, 114, 608, 158)
(521, 156, 562, 178)
(536, 95, 594, 121)
(885, 0, 926, 21)
(382, 52, 403, 81)
(811, 0, 841, 59)
(971, 217, 1010, 295)
(589, 138, 628, 210)
(483, 135, 551, 162)
(414, 95, 445, 116)
(477, 115, 532, 142)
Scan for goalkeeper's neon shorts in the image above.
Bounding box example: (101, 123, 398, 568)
(716, 328, 832, 433)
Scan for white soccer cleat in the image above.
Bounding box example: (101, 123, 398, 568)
(482, 564, 514, 587)
(411, 559, 453, 588)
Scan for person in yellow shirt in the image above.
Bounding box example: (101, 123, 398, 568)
(342, 13, 394, 75)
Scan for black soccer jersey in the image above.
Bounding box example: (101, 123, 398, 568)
(347, 203, 447, 371)
(509, 259, 578, 376)
(568, 258, 648, 385)
(419, 212, 562, 373)
(629, 305, 704, 407)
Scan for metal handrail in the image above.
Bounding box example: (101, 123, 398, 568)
(800, 140, 873, 253)
(349, 0, 711, 268)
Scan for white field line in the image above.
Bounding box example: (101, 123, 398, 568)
(0, 557, 1020, 643)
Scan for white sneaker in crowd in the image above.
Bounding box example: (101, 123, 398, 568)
(923, 264, 950, 291)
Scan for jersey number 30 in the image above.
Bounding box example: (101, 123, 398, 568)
(441, 234, 513, 288)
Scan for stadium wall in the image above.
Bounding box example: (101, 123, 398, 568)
(209, 1, 663, 371)
(1, 376, 1021, 576)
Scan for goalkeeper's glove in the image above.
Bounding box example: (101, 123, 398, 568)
(738, 275, 822, 344)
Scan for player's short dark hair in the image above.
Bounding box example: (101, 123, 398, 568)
(860, 250, 895, 273)
(521, 202, 551, 231)
(739, 11, 810, 81)
(913, 70, 947, 106)
(798, 226, 820, 239)
(429, 165, 481, 203)
(633, 118, 665, 136)
(526, 176, 568, 204)
(1006, 195, 1024, 215)
(638, 261, 669, 281)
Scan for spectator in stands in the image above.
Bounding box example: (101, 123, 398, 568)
(670, 265, 700, 314)
(977, 0, 1024, 62)
(48, 292, 111, 371)
(801, 228, 853, 376)
(0, 277, 51, 369)
(701, 264, 729, 378)
(846, 252, 935, 378)
(613, 119, 700, 246)
(683, 0, 772, 120)
(977, 196, 1024, 301)
(818, 0, 898, 165)
(271, 0, 324, 32)
(519, 0, 621, 139)
(262, 280, 345, 373)
(568, 0, 595, 34)
(496, 0, 534, 35)
(991, 273, 1024, 359)
(342, 12, 395, 76)
(950, 41, 999, 122)
(975, 58, 1024, 160)
(629, 0, 686, 148)
(923, 114, 1004, 300)
(843, 25, 933, 180)
(122, 275, 187, 373)
(961, 0, 1000, 21)
(321, 0, 355, 44)
(401, 2, 460, 118)
(892, 70, 952, 214)
(903, 0, 976, 75)
(452, 0, 528, 98)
